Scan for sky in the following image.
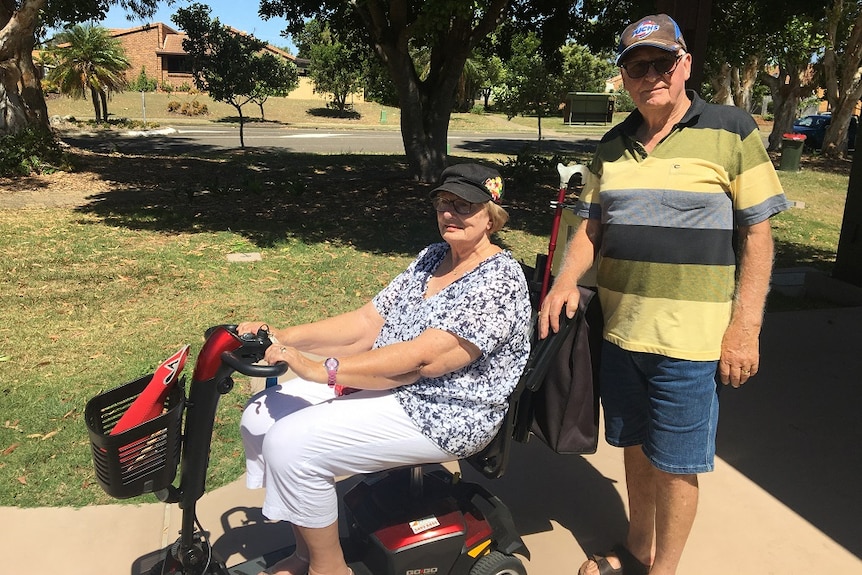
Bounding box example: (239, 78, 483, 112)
(99, 0, 297, 53)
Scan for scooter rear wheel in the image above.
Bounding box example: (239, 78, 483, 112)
(469, 550, 527, 575)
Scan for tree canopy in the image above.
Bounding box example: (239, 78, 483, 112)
(1, 1, 161, 134)
(495, 33, 615, 143)
(299, 19, 365, 112)
(48, 23, 130, 123)
(2, 0, 861, 172)
(172, 2, 298, 147)
(248, 50, 299, 120)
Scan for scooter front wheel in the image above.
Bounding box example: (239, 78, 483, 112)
(146, 547, 229, 575)
(147, 560, 228, 575)
(469, 550, 527, 575)
(148, 558, 181, 575)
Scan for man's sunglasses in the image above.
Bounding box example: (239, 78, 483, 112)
(620, 55, 682, 79)
(432, 196, 477, 215)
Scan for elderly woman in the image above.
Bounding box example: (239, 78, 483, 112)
(238, 163, 531, 575)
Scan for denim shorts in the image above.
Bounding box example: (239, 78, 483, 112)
(600, 341, 720, 474)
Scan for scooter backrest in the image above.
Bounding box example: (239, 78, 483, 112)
(465, 308, 578, 479)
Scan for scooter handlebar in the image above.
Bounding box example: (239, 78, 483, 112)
(195, 324, 286, 382)
(220, 351, 288, 378)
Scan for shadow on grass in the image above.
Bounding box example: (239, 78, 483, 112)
(458, 136, 597, 157)
(68, 143, 844, 270)
(70, 147, 567, 256)
(73, 149, 433, 254)
(773, 239, 837, 274)
(214, 116, 288, 125)
(307, 107, 362, 120)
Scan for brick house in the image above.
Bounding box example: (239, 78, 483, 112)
(108, 22, 307, 90)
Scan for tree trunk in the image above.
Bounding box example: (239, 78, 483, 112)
(355, 0, 507, 182)
(822, 101, 860, 157)
(236, 104, 245, 148)
(385, 46, 460, 182)
(90, 86, 102, 123)
(99, 90, 109, 122)
(768, 93, 798, 152)
(710, 63, 733, 106)
(334, 91, 348, 111)
(820, 0, 862, 157)
(833, 124, 862, 286)
(732, 57, 761, 112)
(657, 0, 712, 91)
(0, 0, 50, 136)
(536, 110, 543, 153)
(760, 66, 810, 151)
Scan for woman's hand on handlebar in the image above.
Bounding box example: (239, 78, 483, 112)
(237, 321, 271, 337)
(266, 344, 316, 381)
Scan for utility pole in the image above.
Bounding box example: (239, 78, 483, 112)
(833, 125, 862, 287)
(656, 0, 712, 92)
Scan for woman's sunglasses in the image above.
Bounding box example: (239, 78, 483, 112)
(620, 55, 682, 79)
(432, 196, 477, 215)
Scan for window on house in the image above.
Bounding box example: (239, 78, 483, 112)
(165, 56, 193, 74)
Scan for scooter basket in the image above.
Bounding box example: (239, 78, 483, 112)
(85, 373, 184, 499)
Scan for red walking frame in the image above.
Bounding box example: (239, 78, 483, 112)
(539, 163, 588, 305)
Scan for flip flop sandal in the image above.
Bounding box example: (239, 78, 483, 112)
(262, 551, 311, 575)
(579, 544, 651, 575)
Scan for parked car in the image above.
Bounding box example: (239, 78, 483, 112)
(792, 113, 831, 150)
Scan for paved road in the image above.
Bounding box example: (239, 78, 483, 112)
(60, 123, 599, 157)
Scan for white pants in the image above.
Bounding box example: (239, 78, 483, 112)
(240, 378, 452, 528)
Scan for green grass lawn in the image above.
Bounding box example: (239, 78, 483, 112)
(47, 90, 404, 128)
(772, 169, 850, 271)
(45, 90, 627, 136)
(0, 104, 853, 508)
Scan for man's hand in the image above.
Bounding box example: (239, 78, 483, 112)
(537, 287, 581, 339)
(719, 220, 773, 388)
(719, 320, 760, 388)
(537, 218, 601, 339)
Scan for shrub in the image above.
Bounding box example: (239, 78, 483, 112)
(0, 127, 66, 177)
(160, 81, 174, 94)
(129, 67, 158, 92)
(167, 99, 209, 116)
(611, 89, 636, 112)
(178, 82, 193, 92)
(181, 100, 208, 116)
(497, 148, 587, 193)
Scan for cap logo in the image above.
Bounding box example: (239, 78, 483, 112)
(484, 176, 503, 202)
(632, 20, 660, 40)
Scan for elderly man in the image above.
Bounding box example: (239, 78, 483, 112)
(539, 14, 789, 575)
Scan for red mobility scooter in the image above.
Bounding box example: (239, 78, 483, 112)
(85, 163, 592, 575)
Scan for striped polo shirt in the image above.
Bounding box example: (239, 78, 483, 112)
(576, 91, 789, 360)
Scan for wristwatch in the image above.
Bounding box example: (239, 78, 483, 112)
(324, 357, 340, 388)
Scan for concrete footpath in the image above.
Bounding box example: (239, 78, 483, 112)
(3, 306, 861, 574)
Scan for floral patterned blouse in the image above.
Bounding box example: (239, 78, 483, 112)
(372, 242, 532, 457)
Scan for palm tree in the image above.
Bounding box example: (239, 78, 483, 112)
(47, 24, 131, 123)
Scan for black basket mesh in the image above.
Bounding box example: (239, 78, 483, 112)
(85, 373, 184, 499)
